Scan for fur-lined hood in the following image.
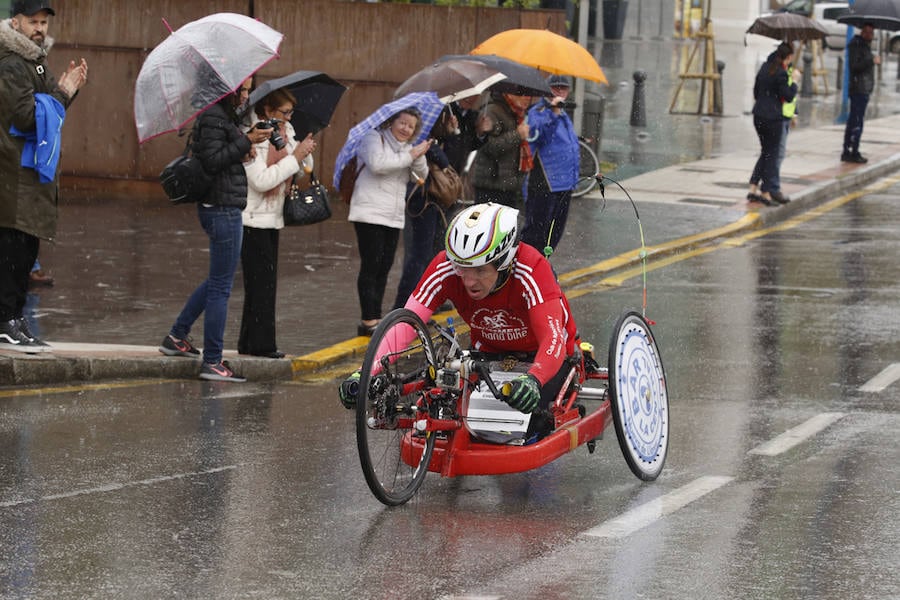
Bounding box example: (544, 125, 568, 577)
(0, 18, 54, 61)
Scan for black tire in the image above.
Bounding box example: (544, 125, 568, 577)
(607, 310, 669, 481)
(356, 308, 437, 506)
(572, 139, 600, 198)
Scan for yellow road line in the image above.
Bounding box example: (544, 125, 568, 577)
(0, 379, 178, 398)
(299, 176, 900, 378)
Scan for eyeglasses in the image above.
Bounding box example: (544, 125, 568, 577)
(276, 108, 294, 118)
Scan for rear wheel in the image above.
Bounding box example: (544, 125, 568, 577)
(608, 310, 669, 481)
(356, 309, 437, 506)
(572, 139, 600, 198)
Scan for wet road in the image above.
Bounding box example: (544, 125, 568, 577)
(2, 182, 899, 598)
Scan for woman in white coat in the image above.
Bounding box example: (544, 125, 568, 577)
(240, 88, 316, 357)
(348, 108, 430, 336)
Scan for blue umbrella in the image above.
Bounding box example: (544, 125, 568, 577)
(333, 91, 444, 189)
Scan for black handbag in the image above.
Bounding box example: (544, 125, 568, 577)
(159, 123, 212, 205)
(283, 170, 331, 226)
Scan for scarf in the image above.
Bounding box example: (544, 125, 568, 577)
(264, 121, 291, 201)
(505, 95, 533, 173)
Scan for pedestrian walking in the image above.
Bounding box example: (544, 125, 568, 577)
(239, 87, 316, 359)
(521, 75, 580, 255)
(841, 23, 880, 164)
(158, 78, 272, 382)
(0, 0, 87, 354)
(747, 42, 797, 207)
(774, 58, 801, 203)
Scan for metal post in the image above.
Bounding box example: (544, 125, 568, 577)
(713, 60, 725, 115)
(572, 0, 590, 135)
(801, 53, 813, 98)
(836, 54, 843, 91)
(630, 70, 647, 126)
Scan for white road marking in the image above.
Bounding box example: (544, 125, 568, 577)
(582, 475, 733, 539)
(859, 363, 900, 392)
(0, 465, 237, 508)
(748, 413, 845, 457)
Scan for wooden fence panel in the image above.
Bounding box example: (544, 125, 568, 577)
(49, 0, 565, 198)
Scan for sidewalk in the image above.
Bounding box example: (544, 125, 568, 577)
(4, 113, 899, 387)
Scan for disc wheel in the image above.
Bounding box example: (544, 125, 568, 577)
(356, 308, 438, 506)
(607, 310, 669, 481)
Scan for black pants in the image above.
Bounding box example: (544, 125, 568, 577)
(750, 116, 783, 194)
(527, 358, 577, 439)
(392, 187, 443, 310)
(353, 222, 399, 321)
(522, 170, 572, 254)
(475, 188, 523, 211)
(0, 227, 39, 321)
(238, 226, 279, 355)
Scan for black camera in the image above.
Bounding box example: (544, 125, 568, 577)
(559, 101, 577, 110)
(255, 118, 286, 151)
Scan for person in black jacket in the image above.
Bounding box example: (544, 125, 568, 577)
(842, 23, 880, 164)
(747, 42, 797, 207)
(158, 78, 272, 382)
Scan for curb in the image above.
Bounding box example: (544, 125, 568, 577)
(3, 156, 899, 387)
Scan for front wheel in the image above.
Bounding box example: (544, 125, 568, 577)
(608, 311, 669, 481)
(356, 309, 437, 506)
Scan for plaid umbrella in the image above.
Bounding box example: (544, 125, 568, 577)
(333, 91, 444, 189)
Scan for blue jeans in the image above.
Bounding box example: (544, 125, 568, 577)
(171, 205, 243, 365)
(771, 118, 791, 191)
(392, 186, 442, 310)
(843, 92, 870, 155)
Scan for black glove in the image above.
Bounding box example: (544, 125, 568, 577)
(338, 370, 360, 409)
(504, 373, 541, 414)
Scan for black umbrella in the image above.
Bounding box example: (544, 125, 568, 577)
(249, 70, 348, 140)
(745, 13, 829, 42)
(837, 0, 900, 31)
(438, 54, 552, 97)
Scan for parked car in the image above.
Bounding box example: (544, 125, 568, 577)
(777, 0, 851, 50)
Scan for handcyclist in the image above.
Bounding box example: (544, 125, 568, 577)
(338, 202, 584, 438)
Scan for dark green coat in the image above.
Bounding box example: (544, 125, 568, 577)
(472, 97, 526, 194)
(0, 20, 73, 240)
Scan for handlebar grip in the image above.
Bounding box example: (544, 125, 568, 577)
(472, 361, 504, 399)
(500, 382, 512, 398)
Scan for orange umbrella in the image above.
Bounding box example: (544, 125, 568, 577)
(471, 28, 608, 85)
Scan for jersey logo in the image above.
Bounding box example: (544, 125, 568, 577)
(471, 308, 528, 343)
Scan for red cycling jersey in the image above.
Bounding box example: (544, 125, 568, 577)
(407, 243, 577, 385)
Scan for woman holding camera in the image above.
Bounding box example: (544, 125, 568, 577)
(239, 88, 316, 358)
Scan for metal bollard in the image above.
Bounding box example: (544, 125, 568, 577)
(836, 55, 843, 91)
(713, 60, 725, 115)
(630, 70, 647, 127)
(801, 53, 813, 97)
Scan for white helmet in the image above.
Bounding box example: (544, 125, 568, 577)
(445, 203, 519, 271)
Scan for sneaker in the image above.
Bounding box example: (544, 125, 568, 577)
(199, 360, 246, 382)
(0, 319, 50, 354)
(159, 334, 200, 357)
(16, 318, 50, 347)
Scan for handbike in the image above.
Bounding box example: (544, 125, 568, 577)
(354, 308, 669, 506)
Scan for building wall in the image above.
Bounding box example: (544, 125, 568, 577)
(33, 0, 563, 198)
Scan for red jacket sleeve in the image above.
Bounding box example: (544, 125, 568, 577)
(526, 298, 569, 386)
